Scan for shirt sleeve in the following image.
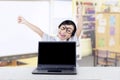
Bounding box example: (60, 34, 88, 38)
(69, 34, 80, 47)
(41, 33, 55, 41)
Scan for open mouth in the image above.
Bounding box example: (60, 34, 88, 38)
(59, 33, 66, 38)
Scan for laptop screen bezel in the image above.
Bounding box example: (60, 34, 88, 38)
(37, 41, 76, 68)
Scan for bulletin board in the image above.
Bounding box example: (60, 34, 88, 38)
(95, 12, 120, 52)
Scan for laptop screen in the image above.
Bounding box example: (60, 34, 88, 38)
(38, 41, 76, 67)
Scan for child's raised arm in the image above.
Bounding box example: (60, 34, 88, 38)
(75, 3, 83, 39)
(18, 16, 44, 37)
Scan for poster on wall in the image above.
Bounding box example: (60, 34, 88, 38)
(98, 38, 105, 47)
(97, 26, 105, 33)
(109, 16, 116, 36)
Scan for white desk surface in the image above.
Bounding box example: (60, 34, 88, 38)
(0, 67, 120, 80)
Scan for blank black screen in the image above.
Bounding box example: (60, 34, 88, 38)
(38, 41, 76, 65)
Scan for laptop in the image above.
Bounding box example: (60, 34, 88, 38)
(32, 41, 77, 75)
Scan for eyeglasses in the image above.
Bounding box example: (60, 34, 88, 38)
(59, 25, 73, 34)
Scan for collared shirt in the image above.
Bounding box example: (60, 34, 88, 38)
(41, 33, 79, 46)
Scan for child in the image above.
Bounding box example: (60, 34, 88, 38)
(18, 16, 82, 46)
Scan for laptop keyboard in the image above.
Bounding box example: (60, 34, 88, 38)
(37, 68, 74, 70)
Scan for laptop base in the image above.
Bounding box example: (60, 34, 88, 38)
(32, 68, 77, 75)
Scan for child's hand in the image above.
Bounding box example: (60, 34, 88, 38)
(18, 16, 26, 24)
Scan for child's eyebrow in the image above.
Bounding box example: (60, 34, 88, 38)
(63, 25, 73, 30)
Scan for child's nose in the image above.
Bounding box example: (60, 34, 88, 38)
(62, 29, 67, 33)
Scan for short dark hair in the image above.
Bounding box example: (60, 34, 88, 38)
(58, 20, 77, 37)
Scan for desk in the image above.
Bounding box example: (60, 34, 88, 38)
(93, 48, 120, 66)
(0, 67, 120, 80)
(0, 53, 37, 66)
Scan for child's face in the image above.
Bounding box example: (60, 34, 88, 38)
(57, 25, 74, 40)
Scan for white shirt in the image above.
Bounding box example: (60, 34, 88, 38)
(41, 33, 79, 46)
